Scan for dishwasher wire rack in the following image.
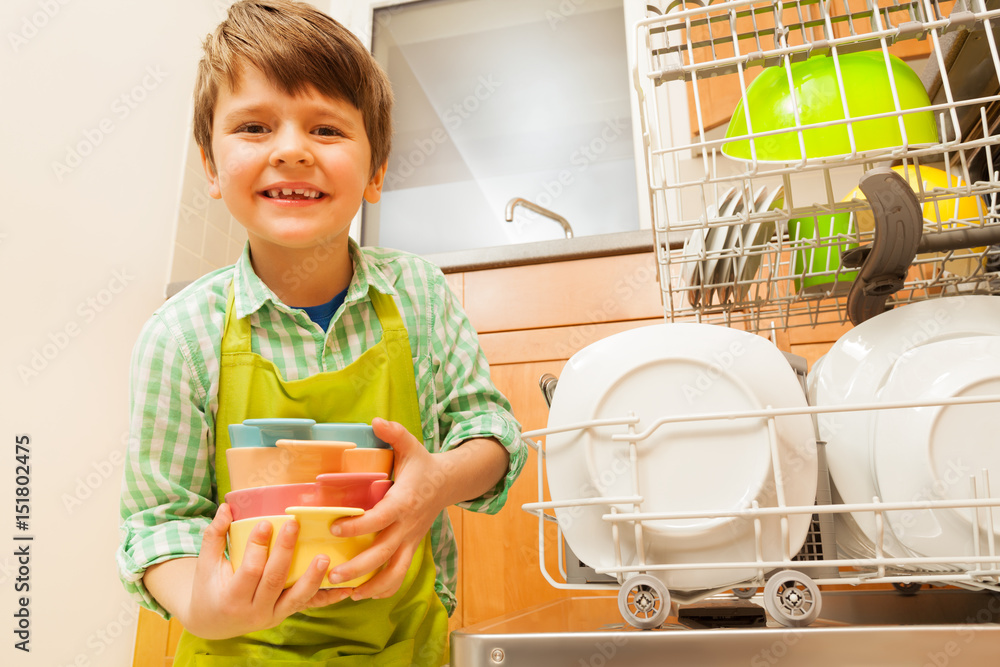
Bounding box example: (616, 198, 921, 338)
(521, 393, 1000, 629)
(634, 0, 1000, 332)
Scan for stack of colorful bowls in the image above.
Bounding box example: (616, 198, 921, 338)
(224, 418, 394, 588)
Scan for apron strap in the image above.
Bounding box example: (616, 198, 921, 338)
(221, 283, 252, 355)
(369, 289, 405, 334)
(221, 280, 406, 354)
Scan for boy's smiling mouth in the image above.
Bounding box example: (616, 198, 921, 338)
(259, 182, 327, 201)
(261, 188, 326, 200)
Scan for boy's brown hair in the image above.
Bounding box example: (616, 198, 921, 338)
(193, 0, 393, 178)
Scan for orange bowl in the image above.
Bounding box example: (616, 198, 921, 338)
(225, 440, 356, 490)
(341, 447, 394, 476)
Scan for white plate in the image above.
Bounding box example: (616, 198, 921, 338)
(701, 194, 741, 304)
(873, 336, 1000, 565)
(809, 296, 1000, 554)
(713, 186, 764, 304)
(545, 323, 817, 591)
(734, 185, 783, 301)
(681, 186, 738, 306)
(680, 222, 707, 306)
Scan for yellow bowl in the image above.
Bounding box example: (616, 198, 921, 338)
(228, 506, 377, 589)
(226, 440, 357, 491)
(842, 165, 985, 276)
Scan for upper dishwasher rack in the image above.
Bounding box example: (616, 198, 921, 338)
(634, 0, 1000, 332)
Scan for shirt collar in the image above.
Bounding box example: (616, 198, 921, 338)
(232, 239, 397, 319)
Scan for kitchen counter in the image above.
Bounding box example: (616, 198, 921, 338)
(165, 229, 676, 298)
(424, 228, 677, 274)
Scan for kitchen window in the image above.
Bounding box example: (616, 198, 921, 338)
(362, 0, 640, 255)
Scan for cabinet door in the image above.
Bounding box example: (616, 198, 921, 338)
(458, 360, 565, 626)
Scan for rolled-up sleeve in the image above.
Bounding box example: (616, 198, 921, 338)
(117, 313, 217, 618)
(429, 274, 527, 515)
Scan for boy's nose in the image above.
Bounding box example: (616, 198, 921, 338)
(269, 130, 314, 166)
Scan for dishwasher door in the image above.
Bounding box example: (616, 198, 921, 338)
(451, 591, 1000, 666)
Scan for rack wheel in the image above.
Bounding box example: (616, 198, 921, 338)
(618, 574, 671, 630)
(762, 571, 822, 628)
(733, 587, 757, 599)
(892, 582, 922, 596)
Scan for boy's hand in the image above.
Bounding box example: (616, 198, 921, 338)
(180, 503, 353, 640)
(326, 418, 455, 601)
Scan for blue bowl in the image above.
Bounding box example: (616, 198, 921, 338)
(312, 423, 390, 449)
(230, 418, 316, 448)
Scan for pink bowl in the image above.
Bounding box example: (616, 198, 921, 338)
(224, 472, 391, 521)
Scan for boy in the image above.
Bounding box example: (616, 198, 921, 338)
(116, 1, 525, 664)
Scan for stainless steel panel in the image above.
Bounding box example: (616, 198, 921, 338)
(450, 591, 1000, 666)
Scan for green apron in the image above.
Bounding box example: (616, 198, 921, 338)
(172, 283, 449, 666)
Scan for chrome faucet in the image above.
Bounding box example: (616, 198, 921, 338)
(504, 197, 574, 239)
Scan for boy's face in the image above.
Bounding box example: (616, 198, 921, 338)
(202, 67, 386, 256)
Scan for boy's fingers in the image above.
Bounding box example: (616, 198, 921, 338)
(305, 586, 354, 610)
(371, 418, 420, 457)
(253, 520, 300, 602)
(349, 546, 413, 601)
(229, 520, 275, 598)
(199, 504, 232, 564)
(274, 554, 329, 618)
(327, 533, 398, 587)
(330, 505, 393, 538)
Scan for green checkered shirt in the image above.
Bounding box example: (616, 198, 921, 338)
(117, 240, 526, 618)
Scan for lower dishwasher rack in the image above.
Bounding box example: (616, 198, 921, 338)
(450, 590, 1000, 667)
(512, 390, 1000, 638)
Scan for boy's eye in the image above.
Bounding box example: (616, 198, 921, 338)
(314, 126, 342, 137)
(237, 123, 268, 134)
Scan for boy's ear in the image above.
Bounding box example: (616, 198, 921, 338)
(200, 147, 223, 200)
(363, 160, 389, 204)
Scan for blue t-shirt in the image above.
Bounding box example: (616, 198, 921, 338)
(296, 287, 347, 331)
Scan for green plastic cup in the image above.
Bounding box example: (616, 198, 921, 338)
(788, 212, 858, 295)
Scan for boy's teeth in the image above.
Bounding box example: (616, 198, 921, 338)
(266, 188, 321, 199)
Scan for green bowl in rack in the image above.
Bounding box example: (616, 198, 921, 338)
(722, 52, 939, 162)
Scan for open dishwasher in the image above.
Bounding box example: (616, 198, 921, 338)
(452, 0, 1000, 663)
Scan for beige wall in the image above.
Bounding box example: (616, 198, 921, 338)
(1, 1, 235, 665)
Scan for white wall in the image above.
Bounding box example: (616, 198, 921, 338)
(0, 1, 229, 664)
